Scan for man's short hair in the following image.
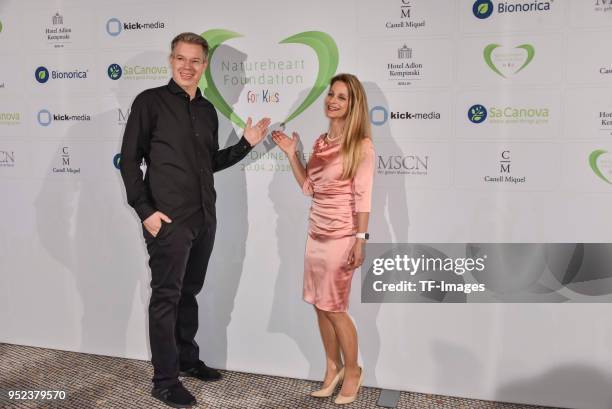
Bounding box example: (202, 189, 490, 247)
(170, 32, 209, 60)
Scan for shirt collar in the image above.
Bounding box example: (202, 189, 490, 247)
(167, 78, 203, 100)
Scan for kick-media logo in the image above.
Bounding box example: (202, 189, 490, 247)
(370, 106, 441, 126)
(106, 17, 166, 36)
(37, 109, 91, 126)
(473, 0, 553, 19)
(34, 66, 88, 84)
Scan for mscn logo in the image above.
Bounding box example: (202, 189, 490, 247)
(108, 63, 122, 80)
(0, 150, 15, 167)
(37, 109, 52, 126)
(468, 104, 488, 124)
(106, 18, 122, 36)
(370, 106, 389, 126)
(35, 66, 50, 83)
(473, 0, 494, 19)
(589, 149, 612, 185)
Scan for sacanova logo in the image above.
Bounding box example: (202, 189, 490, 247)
(34, 65, 88, 83)
(468, 104, 549, 125)
(468, 104, 488, 124)
(116, 64, 169, 80)
(108, 63, 122, 80)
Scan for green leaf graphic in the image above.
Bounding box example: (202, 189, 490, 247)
(280, 31, 339, 124)
(484, 43, 536, 78)
(483, 44, 504, 78)
(199, 29, 338, 129)
(515, 44, 535, 74)
(199, 29, 245, 128)
(39, 71, 46, 80)
(589, 149, 612, 184)
(478, 4, 489, 14)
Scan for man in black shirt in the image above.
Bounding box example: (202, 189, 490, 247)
(120, 32, 270, 408)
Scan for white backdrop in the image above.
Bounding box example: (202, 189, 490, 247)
(1, 1, 612, 408)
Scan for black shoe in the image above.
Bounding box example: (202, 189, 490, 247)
(180, 360, 222, 382)
(151, 382, 196, 408)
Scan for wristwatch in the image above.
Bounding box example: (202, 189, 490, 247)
(355, 232, 369, 240)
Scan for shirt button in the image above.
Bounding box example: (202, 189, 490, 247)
(195, 133, 199, 137)
(192, 116, 196, 120)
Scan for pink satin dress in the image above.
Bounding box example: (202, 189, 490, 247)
(302, 135, 375, 312)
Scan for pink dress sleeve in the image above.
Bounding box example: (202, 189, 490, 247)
(354, 138, 375, 212)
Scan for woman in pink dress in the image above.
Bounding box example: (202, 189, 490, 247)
(272, 73, 374, 405)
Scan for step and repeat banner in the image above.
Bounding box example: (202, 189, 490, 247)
(1, 1, 612, 408)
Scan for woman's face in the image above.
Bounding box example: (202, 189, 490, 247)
(324, 81, 350, 120)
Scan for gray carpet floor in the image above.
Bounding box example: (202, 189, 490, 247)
(0, 343, 560, 409)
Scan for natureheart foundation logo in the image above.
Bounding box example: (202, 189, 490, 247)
(484, 43, 535, 78)
(589, 149, 612, 185)
(199, 29, 338, 128)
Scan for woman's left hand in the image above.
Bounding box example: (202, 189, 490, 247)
(347, 239, 366, 269)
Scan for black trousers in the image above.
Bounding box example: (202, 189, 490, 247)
(143, 210, 216, 389)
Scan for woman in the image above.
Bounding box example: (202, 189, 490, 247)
(272, 73, 374, 405)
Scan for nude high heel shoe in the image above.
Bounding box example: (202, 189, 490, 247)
(311, 367, 345, 398)
(334, 367, 364, 405)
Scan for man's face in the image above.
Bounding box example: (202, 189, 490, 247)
(170, 41, 208, 90)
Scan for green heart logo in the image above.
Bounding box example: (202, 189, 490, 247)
(589, 149, 612, 185)
(199, 29, 339, 128)
(483, 43, 535, 78)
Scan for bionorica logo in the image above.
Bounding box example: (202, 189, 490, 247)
(106, 18, 122, 36)
(35, 66, 50, 83)
(468, 104, 488, 124)
(473, 0, 494, 19)
(108, 63, 122, 80)
(113, 153, 121, 169)
(37, 109, 52, 126)
(370, 106, 389, 126)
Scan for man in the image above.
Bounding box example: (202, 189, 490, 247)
(120, 32, 270, 408)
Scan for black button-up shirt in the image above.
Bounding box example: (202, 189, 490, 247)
(120, 79, 252, 225)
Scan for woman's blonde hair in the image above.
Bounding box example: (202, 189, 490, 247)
(331, 73, 371, 179)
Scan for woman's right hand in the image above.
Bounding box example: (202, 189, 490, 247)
(271, 130, 299, 157)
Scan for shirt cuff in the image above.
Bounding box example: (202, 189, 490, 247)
(135, 202, 157, 222)
(239, 135, 254, 151)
